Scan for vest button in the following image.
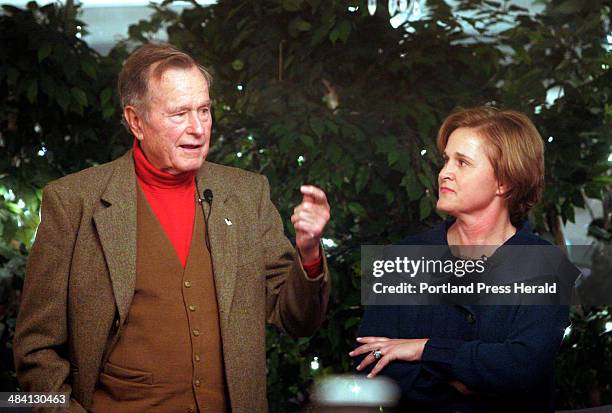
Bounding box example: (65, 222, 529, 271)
(184, 281, 192, 288)
(194, 379, 201, 387)
(187, 407, 195, 413)
(192, 329, 200, 337)
(195, 355, 201, 362)
(466, 313, 476, 324)
(188, 305, 196, 312)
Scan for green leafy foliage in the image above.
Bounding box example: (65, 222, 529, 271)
(556, 306, 612, 409)
(0, 244, 26, 391)
(0, 2, 132, 203)
(0, 1, 132, 391)
(499, 0, 612, 227)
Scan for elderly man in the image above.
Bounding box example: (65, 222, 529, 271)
(14, 43, 330, 413)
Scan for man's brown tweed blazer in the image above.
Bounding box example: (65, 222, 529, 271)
(14, 150, 330, 412)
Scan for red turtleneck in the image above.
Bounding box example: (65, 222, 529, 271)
(134, 140, 195, 267)
(133, 140, 322, 275)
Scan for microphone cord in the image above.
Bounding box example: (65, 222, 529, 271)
(195, 181, 213, 253)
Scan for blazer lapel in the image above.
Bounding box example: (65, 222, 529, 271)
(196, 162, 238, 329)
(93, 151, 137, 325)
(91, 156, 238, 328)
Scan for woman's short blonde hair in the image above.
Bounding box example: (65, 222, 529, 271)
(436, 106, 545, 226)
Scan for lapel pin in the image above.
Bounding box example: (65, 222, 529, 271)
(224, 218, 233, 226)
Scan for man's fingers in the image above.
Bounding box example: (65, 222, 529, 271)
(293, 210, 326, 235)
(292, 213, 317, 228)
(294, 185, 329, 254)
(302, 194, 315, 205)
(295, 210, 327, 225)
(300, 185, 328, 205)
(295, 209, 315, 221)
(294, 203, 323, 216)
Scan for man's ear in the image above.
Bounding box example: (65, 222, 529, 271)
(124, 106, 145, 140)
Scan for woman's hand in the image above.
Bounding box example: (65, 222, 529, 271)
(349, 336, 429, 378)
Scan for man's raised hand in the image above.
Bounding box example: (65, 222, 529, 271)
(290, 185, 330, 263)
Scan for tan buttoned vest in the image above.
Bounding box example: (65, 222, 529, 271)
(92, 187, 228, 413)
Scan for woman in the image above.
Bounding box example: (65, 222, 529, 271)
(350, 107, 578, 412)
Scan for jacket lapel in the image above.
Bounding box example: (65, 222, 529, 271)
(91, 155, 238, 328)
(196, 162, 238, 328)
(93, 151, 137, 325)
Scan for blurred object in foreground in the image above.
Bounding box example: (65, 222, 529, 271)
(308, 374, 400, 412)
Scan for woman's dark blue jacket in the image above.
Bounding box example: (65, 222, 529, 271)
(357, 220, 577, 413)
